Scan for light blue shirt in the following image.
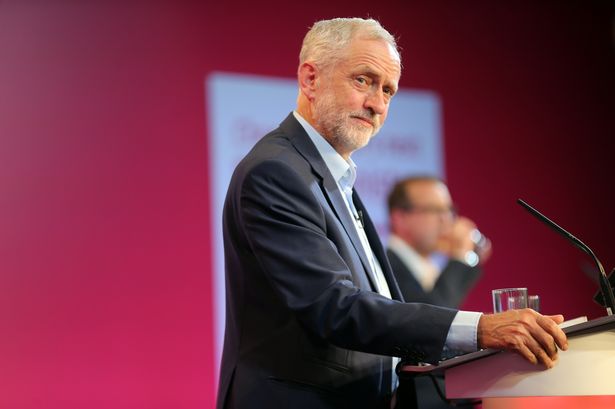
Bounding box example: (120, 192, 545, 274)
(293, 110, 481, 355)
(292, 112, 392, 298)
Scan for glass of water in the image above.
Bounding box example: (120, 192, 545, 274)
(492, 287, 528, 313)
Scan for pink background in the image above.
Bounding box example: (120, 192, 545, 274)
(0, 1, 613, 407)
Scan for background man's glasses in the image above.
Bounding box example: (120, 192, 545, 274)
(400, 205, 458, 218)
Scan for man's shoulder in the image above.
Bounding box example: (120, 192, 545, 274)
(240, 129, 305, 172)
(242, 113, 301, 156)
(230, 116, 316, 185)
(386, 247, 413, 274)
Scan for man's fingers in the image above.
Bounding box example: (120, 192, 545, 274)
(539, 314, 568, 351)
(530, 322, 558, 359)
(516, 343, 537, 366)
(513, 328, 559, 368)
(524, 313, 568, 364)
(525, 335, 557, 368)
(547, 314, 565, 325)
(477, 310, 568, 368)
(534, 348, 556, 368)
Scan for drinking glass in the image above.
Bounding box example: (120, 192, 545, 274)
(492, 287, 528, 313)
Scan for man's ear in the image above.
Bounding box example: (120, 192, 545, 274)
(298, 62, 318, 100)
(389, 209, 407, 234)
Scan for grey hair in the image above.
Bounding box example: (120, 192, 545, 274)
(299, 17, 400, 72)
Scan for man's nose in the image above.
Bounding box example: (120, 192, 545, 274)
(364, 89, 387, 116)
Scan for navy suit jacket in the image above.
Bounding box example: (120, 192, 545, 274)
(217, 114, 457, 409)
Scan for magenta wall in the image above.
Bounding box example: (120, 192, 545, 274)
(0, 2, 613, 407)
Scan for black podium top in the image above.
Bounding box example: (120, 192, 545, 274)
(399, 314, 615, 375)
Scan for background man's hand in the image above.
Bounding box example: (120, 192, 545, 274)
(438, 216, 492, 265)
(478, 309, 568, 368)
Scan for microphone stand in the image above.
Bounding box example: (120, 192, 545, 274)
(518, 199, 615, 316)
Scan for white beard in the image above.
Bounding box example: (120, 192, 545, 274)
(313, 89, 382, 156)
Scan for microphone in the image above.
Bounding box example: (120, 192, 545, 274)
(517, 198, 615, 316)
(356, 210, 365, 229)
(594, 269, 615, 307)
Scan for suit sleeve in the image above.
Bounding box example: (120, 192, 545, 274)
(432, 261, 482, 308)
(234, 158, 457, 363)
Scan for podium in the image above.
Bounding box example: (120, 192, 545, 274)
(400, 314, 615, 409)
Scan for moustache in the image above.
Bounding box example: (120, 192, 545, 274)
(350, 111, 380, 128)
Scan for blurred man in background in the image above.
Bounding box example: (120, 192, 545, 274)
(387, 176, 491, 308)
(387, 176, 492, 408)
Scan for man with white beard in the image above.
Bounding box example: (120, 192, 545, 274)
(217, 17, 567, 409)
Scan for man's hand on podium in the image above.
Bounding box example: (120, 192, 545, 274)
(477, 309, 568, 368)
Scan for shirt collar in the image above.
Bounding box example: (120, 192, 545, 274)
(388, 234, 426, 275)
(293, 111, 357, 190)
(388, 234, 445, 290)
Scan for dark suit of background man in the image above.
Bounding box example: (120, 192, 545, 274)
(387, 176, 492, 310)
(386, 176, 493, 408)
(216, 17, 568, 409)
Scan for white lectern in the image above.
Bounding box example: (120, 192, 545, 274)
(400, 314, 615, 409)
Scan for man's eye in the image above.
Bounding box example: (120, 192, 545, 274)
(355, 77, 368, 85)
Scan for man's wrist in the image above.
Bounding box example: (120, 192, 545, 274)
(445, 311, 483, 353)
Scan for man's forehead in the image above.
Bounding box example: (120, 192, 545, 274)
(344, 39, 401, 78)
(347, 37, 400, 60)
(408, 181, 450, 201)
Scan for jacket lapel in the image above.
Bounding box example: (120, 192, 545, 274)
(279, 114, 380, 292)
(353, 192, 404, 302)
